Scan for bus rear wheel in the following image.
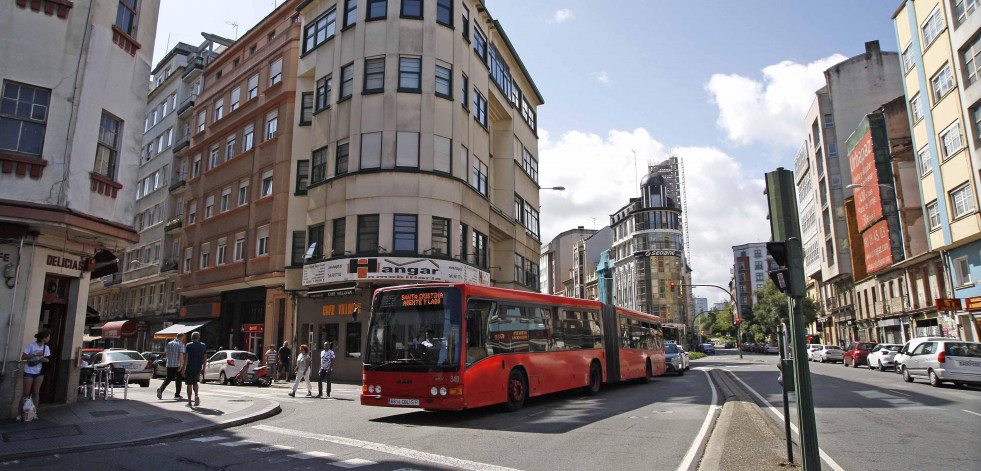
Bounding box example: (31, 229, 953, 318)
(641, 360, 653, 384)
(584, 363, 602, 396)
(504, 369, 527, 412)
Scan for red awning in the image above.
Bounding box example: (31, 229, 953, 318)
(102, 320, 137, 339)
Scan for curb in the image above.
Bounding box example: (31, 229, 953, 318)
(0, 401, 281, 461)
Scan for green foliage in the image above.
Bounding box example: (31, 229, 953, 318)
(688, 352, 707, 360)
(738, 280, 818, 342)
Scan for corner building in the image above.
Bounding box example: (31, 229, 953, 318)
(291, 0, 544, 382)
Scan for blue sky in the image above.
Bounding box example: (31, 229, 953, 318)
(152, 1, 904, 302)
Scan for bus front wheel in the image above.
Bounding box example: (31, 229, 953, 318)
(584, 363, 602, 396)
(504, 369, 527, 412)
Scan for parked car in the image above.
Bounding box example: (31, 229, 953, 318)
(664, 342, 690, 376)
(843, 341, 877, 367)
(702, 343, 716, 355)
(151, 354, 169, 378)
(88, 350, 152, 387)
(865, 344, 903, 371)
(902, 340, 981, 387)
(806, 344, 822, 361)
(894, 337, 948, 375)
(812, 345, 844, 363)
(724, 341, 735, 348)
(80, 348, 102, 365)
(202, 350, 261, 385)
(764, 344, 780, 354)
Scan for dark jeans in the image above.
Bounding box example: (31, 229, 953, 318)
(280, 359, 291, 380)
(159, 367, 183, 395)
(318, 370, 332, 397)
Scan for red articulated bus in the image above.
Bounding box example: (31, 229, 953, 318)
(361, 283, 667, 411)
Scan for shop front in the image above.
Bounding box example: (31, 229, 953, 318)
(101, 320, 138, 349)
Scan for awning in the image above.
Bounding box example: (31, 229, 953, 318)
(102, 320, 137, 339)
(82, 335, 102, 342)
(153, 320, 211, 339)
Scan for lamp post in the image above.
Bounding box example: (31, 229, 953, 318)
(677, 283, 740, 358)
(543, 186, 566, 191)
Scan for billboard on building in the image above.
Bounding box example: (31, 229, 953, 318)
(849, 129, 882, 229)
(862, 220, 893, 272)
(302, 256, 490, 286)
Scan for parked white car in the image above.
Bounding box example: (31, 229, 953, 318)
(893, 337, 948, 375)
(902, 340, 981, 387)
(89, 350, 152, 387)
(806, 344, 822, 361)
(202, 350, 260, 385)
(812, 345, 844, 363)
(865, 344, 903, 371)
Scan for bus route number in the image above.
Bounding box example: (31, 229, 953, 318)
(401, 292, 444, 306)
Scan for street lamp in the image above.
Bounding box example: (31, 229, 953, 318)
(846, 183, 894, 190)
(543, 186, 566, 191)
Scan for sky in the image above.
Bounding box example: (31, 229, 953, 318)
(152, 1, 902, 303)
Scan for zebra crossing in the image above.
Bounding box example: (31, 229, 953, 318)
(189, 435, 379, 468)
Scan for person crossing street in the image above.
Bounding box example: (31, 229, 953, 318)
(157, 333, 186, 400)
(317, 341, 335, 398)
(289, 344, 312, 397)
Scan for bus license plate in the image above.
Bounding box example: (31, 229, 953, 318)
(388, 398, 419, 406)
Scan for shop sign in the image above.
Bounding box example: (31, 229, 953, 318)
(242, 324, 263, 333)
(935, 298, 962, 311)
(302, 256, 490, 286)
(322, 302, 361, 317)
(46, 254, 91, 273)
(965, 296, 981, 311)
(635, 249, 679, 257)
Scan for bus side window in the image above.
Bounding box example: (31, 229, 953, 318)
(549, 309, 564, 350)
(466, 300, 493, 365)
(584, 311, 603, 349)
(562, 310, 583, 350)
(527, 306, 548, 352)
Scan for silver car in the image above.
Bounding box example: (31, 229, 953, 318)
(812, 345, 844, 363)
(664, 342, 690, 376)
(902, 340, 981, 387)
(89, 350, 152, 387)
(893, 337, 948, 375)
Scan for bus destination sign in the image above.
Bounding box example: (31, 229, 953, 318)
(400, 292, 444, 306)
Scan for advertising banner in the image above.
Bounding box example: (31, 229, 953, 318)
(862, 220, 893, 273)
(965, 296, 981, 311)
(935, 298, 963, 311)
(303, 256, 490, 286)
(849, 129, 882, 230)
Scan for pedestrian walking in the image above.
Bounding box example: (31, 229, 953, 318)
(289, 344, 312, 397)
(19, 330, 50, 421)
(157, 333, 186, 400)
(278, 341, 292, 383)
(183, 331, 207, 407)
(264, 344, 279, 382)
(317, 341, 335, 398)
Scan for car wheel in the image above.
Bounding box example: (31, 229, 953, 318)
(878, 361, 885, 372)
(139, 380, 150, 388)
(505, 369, 528, 411)
(928, 369, 942, 388)
(902, 366, 914, 383)
(219, 371, 228, 385)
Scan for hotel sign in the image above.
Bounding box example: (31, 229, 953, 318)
(302, 257, 490, 286)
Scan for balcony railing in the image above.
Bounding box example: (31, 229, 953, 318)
(181, 57, 204, 79)
(176, 93, 197, 116)
(173, 133, 190, 152)
(161, 259, 179, 273)
(164, 217, 182, 232)
(101, 273, 121, 287)
(169, 176, 186, 192)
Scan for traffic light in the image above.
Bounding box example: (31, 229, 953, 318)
(734, 317, 741, 324)
(669, 281, 676, 292)
(765, 168, 806, 297)
(767, 241, 791, 293)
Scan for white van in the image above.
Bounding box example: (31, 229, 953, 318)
(893, 337, 948, 375)
(902, 340, 981, 387)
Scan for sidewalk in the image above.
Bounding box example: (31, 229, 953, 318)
(0, 382, 280, 461)
(698, 368, 798, 470)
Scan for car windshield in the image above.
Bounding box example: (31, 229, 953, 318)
(665, 344, 679, 354)
(827, 346, 842, 350)
(944, 342, 981, 358)
(365, 287, 462, 372)
(231, 352, 259, 361)
(857, 344, 874, 351)
(105, 352, 144, 362)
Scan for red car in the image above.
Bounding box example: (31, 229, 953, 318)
(843, 342, 877, 367)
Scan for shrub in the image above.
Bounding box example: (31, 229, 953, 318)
(689, 352, 707, 360)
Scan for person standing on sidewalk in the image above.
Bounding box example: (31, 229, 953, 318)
(184, 331, 207, 407)
(278, 341, 292, 383)
(289, 344, 312, 397)
(19, 330, 50, 420)
(317, 341, 335, 398)
(264, 344, 279, 382)
(157, 333, 186, 400)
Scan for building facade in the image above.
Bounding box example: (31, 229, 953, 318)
(571, 227, 612, 301)
(292, 0, 545, 382)
(731, 242, 775, 314)
(0, 0, 158, 413)
(540, 227, 596, 296)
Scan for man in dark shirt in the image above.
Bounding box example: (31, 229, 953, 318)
(184, 331, 207, 407)
(278, 341, 292, 382)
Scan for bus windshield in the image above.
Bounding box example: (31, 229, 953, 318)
(365, 287, 462, 372)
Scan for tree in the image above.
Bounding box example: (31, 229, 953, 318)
(748, 280, 819, 340)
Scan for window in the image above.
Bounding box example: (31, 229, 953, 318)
(316, 75, 332, 111)
(522, 147, 538, 182)
(357, 214, 380, 253)
(295, 160, 309, 193)
(183, 247, 192, 272)
(514, 195, 524, 224)
(214, 99, 224, 121)
(197, 110, 206, 133)
(256, 225, 270, 257)
(921, 7, 945, 46)
(398, 56, 421, 92)
(0, 81, 50, 156)
(902, 44, 914, 72)
(824, 114, 834, 128)
(396, 132, 419, 167)
(910, 94, 923, 122)
(918, 146, 933, 176)
(269, 58, 283, 86)
(248, 74, 259, 100)
(459, 223, 468, 261)
(230, 88, 241, 111)
(187, 201, 197, 224)
(521, 97, 536, 131)
(220, 187, 231, 212)
(473, 26, 487, 63)
(472, 230, 488, 269)
(392, 214, 417, 252)
(434, 135, 451, 173)
(939, 122, 964, 159)
(345, 322, 362, 358)
(336, 140, 350, 175)
(233, 233, 246, 261)
(291, 231, 306, 265)
(209, 146, 220, 169)
(488, 45, 512, 98)
(472, 158, 487, 196)
(364, 57, 385, 93)
(932, 64, 955, 102)
(304, 8, 337, 53)
(461, 73, 468, 109)
(401, 0, 422, 18)
(828, 142, 838, 158)
(954, 256, 972, 286)
(340, 63, 354, 100)
(299, 92, 313, 126)
(461, 5, 469, 40)
(115, 0, 138, 36)
(265, 111, 278, 140)
(94, 112, 121, 178)
(473, 90, 487, 127)
(332, 217, 346, 256)
(200, 243, 210, 269)
(244, 125, 254, 151)
(308, 224, 325, 260)
(954, 0, 979, 24)
(366, 0, 387, 20)
(225, 136, 236, 161)
(756, 272, 764, 282)
(238, 179, 249, 205)
(435, 64, 452, 98)
(436, 0, 451, 26)
(204, 195, 214, 218)
(261, 169, 274, 197)
(951, 183, 976, 218)
(523, 202, 539, 238)
(344, 0, 357, 28)
(360, 132, 382, 169)
(217, 238, 227, 265)
(431, 216, 449, 256)
(927, 200, 940, 229)
(312, 147, 328, 183)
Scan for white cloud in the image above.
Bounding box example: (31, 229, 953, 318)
(706, 54, 847, 149)
(592, 71, 611, 84)
(539, 129, 769, 304)
(553, 9, 574, 23)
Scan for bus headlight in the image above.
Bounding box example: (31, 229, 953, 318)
(439, 387, 447, 396)
(431, 387, 438, 396)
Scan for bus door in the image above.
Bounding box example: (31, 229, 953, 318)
(601, 304, 621, 382)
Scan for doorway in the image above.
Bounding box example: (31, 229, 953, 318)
(38, 275, 70, 403)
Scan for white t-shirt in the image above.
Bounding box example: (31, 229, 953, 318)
(296, 353, 311, 373)
(23, 343, 50, 375)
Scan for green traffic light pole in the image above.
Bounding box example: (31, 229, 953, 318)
(676, 283, 741, 359)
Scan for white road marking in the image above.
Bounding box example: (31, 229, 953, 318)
(288, 451, 335, 460)
(253, 445, 294, 453)
(333, 458, 378, 468)
(254, 424, 524, 471)
(191, 436, 226, 442)
(963, 409, 981, 417)
(724, 369, 846, 471)
(675, 368, 719, 471)
(219, 440, 257, 447)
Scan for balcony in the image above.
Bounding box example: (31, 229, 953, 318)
(161, 258, 179, 273)
(176, 93, 197, 116)
(173, 133, 190, 152)
(169, 177, 186, 193)
(164, 217, 182, 232)
(101, 273, 122, 287)
(181, 57, 204, 79)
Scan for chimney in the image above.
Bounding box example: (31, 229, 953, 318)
(865, 40, 880, 55)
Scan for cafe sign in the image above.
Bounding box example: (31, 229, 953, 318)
(935, 298, 962, 311)
(965, 296, 981, 311)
